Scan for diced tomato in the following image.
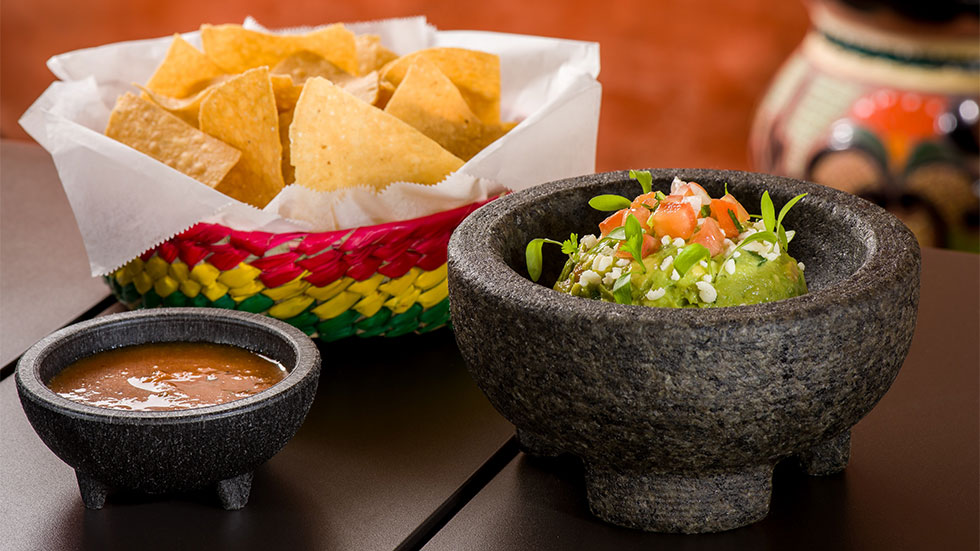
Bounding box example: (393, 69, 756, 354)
(615, 233, 660, 260)
(690, 217, 726, 257)
(599, 209, 628, 236)
(628, 205, 654, 231)
(650, 197, 697, 239)
(630, 192, 660, 210)
(710, 194, 751, 238)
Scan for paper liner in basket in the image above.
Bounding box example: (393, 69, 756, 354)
(19, 16, 601, 277)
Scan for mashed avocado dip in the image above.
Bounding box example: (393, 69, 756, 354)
(528, 172, 808, 308)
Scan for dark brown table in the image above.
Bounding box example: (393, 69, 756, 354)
(2, 139, 977, 550)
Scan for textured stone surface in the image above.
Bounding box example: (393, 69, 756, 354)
(16, 308, 321, 510)
(448, 169, 921, 533)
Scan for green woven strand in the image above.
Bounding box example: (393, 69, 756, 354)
(418, 299, 450, 324)
(211, 295, 236, 309)
(191, 294, 210, 307)
(237, 294, 275, 313)
(163, 290, 187, 307)
(143, 290, 163, 308)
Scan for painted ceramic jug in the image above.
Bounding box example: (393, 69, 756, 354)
(751, 0, 979, 250)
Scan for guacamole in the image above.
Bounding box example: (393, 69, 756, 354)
(534, 173, 808, 308)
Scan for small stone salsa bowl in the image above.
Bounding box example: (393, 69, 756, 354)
(448, 169, 920, 533)
(15, 308, 320, 510)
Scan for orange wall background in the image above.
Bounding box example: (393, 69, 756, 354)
(0, 0, 809, 172)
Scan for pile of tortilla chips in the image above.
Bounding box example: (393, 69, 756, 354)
(104, 23, 517, 209)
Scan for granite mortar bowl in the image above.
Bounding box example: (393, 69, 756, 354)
(448, 169, 920, 533)
(15, 308, 320, 510)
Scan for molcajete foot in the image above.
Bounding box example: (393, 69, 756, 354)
(76, 470, 109, 510)
(216, 471, 254, 510)
(584, 464, 774, 533)
(797, 430, 851, 476)
(516, 428, 564, 458)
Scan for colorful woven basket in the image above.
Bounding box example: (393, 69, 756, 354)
(105, 199, 491, 341)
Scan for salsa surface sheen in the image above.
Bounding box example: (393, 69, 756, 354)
(47, 342, 286, 411)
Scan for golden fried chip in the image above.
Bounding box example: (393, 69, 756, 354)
(270, 74, 304, 112)
(290, 77, 464, 192)
(384, 58, 509, 161)
(145, 34, 227, 98)
(138, 85, 212, 127)
(340, 71, 380, 105)
(381, 48, 501, 124)
(105, 92, 241, 188)
(278, 109, 295, 185)
(354, 34, 398, 75)
(375, 79, 396, 109)
(201, 24, 358, 75)
(199, 67, 285, 208)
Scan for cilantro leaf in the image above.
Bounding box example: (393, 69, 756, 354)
(623, 214, 647, 273)
(561, 233, 579, 255)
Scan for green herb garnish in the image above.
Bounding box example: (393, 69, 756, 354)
(525, 238, 562, 282)
(654, 191, 666, 201)
(629, 169, 653, 194)
(761, 191, 776, 234)
(700, 204, 711, 217)
(607, 226, 627, 240)
(673, 243, 710, 276)
(728, 209, 745, 233)
(623, 214, 647, 272)
(588, 194, 632, 211)
(775, 193, 806, 249)
(561, 233, 579, 255)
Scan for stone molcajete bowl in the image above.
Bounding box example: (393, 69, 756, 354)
(448, 169, 920, 533)
(15, 308, 320, 510)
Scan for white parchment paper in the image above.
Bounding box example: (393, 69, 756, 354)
(20, 17, 601, 276)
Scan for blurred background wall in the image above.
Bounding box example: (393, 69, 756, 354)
(0, 0, 809, 172)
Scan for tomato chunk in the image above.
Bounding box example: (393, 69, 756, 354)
(650, 197, 697, 239)
(690, 217, 726, 257)
(599, 209, 628, 236)
(614, 233, 660, 260)
(710, 194, 750, 238)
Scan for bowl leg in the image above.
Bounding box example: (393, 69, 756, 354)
(516, 427, 564, 457)
(583, 463, 774, 533)
(797, 430, 851, 476)
(75, 470, 109, 509)
(216, 471, 254, 510)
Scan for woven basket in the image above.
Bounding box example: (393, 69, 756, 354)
(105, 199, 491, 341)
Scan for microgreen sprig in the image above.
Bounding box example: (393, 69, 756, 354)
(673, 243, 710, 276)
(525, 238, 563, 282)
(623, 214, 647, 273)
(589, 195, 632, 211)
(629, 169, 653, 194)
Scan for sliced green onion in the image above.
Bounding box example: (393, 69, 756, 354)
(589, 194, 632, 211)
(613, 271, 632, 304)
(727, 209, 745, 233)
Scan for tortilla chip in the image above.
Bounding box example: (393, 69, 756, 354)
(138, 85, 213, 127)
(340, 71, 380, 105)
(375, 79, 396, 109)
(199, 67, 285, 208)
(290, 77, 464, 192)
(270, 74, 304, 112)
(272, 50, 355, 84)
(384, 58, 508, 161)
(279, 109, 295, 185)
(355, 34, 399, 75)
(201, 23, 358, 75)
(105, 92, 241, 188)
(145, 34, 227, 98)
(381, 48, 500, 124)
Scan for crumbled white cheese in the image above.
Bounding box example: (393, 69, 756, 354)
(763, 252, 780, 262)
(738, 228, 757, 241)
(798, 262, 806, 272)
(701, 274, 712, 283)
(696, 217, 706, 226)
(699, 260, 708, 268)
(696, 281, 718, 303)
(724, 258, 736, 274)
(733, 251, 742, 258)
(603, 267, 623, 286)
(660, 256, 674, 271)
(661, 235, 672, 246)
(581, 234, 598, 250)
(594, 254, 613, 272)
(579, 270, 601, 287)
(672, 237, 686, 248)
(615, 257, 630, 267)
(645, 287, 666, 301)
(670, 269, 681, 281)
(785, 230, 795, 243)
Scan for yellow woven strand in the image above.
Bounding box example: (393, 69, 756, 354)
(378, 268, 420, 296)
(145, 256, 170, 280)
(228, 280, 265, 298)
(311, 291, 361, 320)
(180, 278, 203, 298)
(202, 281, 230, 302)
(168, 261, 190, 282)
(353, 293, 386, 318)
(347, 273, 385, 295)
(124, 258, 144, 281)
(133, 272, 154, 295)
(268, 295, 315, 319)
(262, 275, 311, 301)
(417, 279, 449, 309)
(218, 263, 261, 289)
(190, 263, 221, 287)
(305, 277, 353, 301)
(384, 287, 422, 314)
(114, 267, 133, 286)
(153, 275, 180, 298)
(414, 264, 447, 290)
